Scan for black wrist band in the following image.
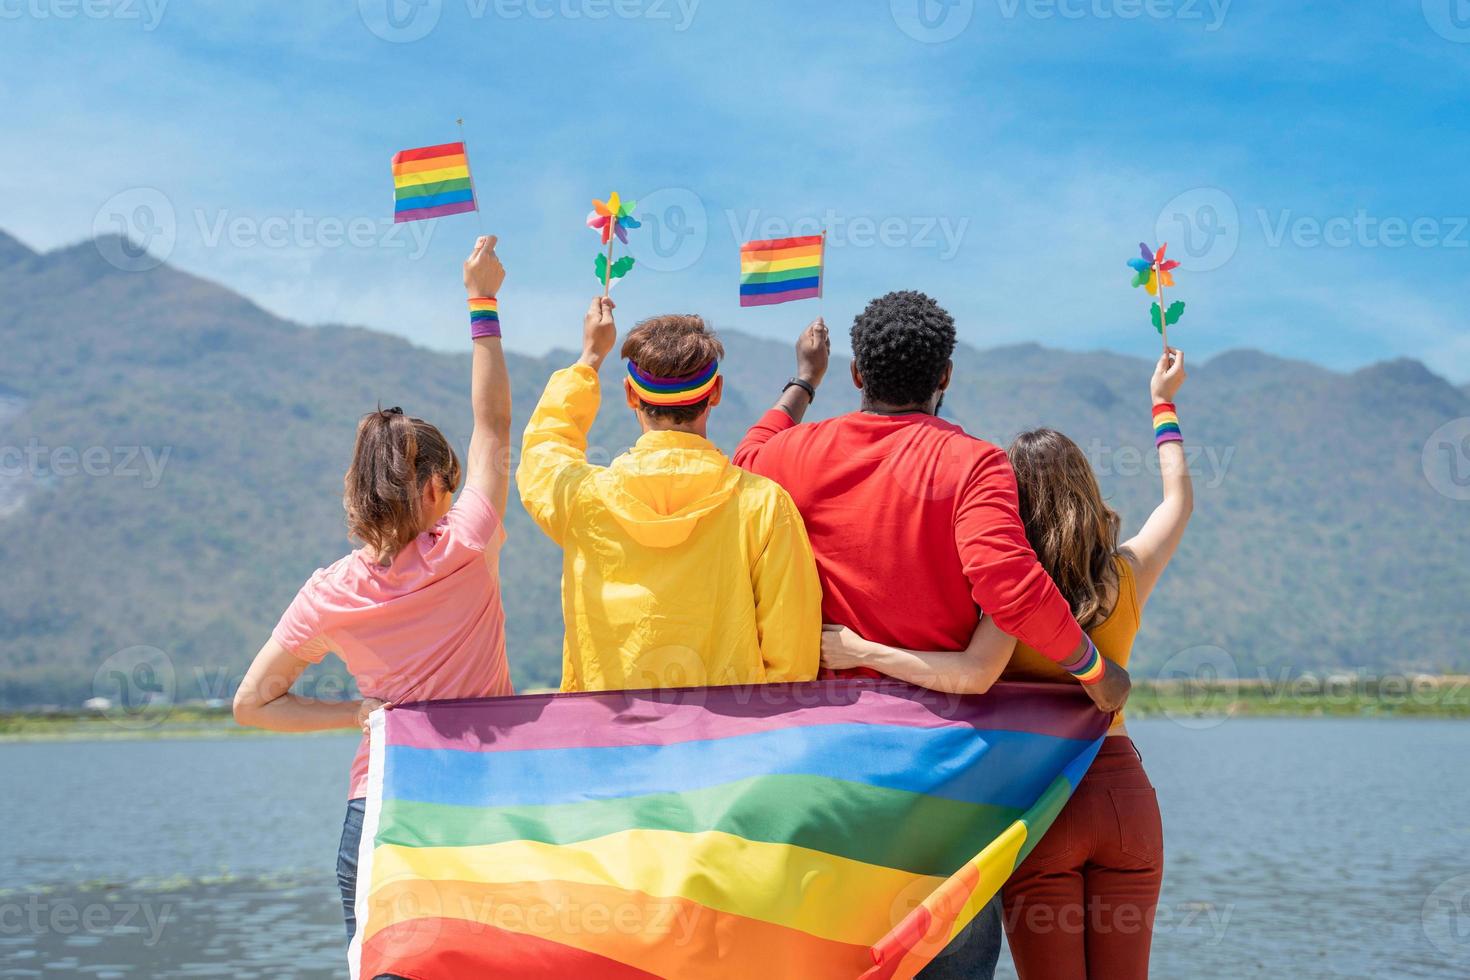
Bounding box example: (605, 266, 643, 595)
(783, 378, 816, 402)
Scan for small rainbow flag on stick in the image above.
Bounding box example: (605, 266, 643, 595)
(392, 141, 478, 223)
(740, 233, 825, 307)
(349, 680, 1106, 980)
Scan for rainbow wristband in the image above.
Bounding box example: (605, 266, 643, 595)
(1153, 402, 1182, 447)
(468, 297, 500, 339)
(1060, 634, 1106, 685)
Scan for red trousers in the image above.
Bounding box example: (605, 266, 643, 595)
(1002, 736, 1164, 980)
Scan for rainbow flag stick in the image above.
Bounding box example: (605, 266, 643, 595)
(456, 119, 487, 235)
(348, 680, 1106, 980)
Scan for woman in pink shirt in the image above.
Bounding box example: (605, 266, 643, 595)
(233, 236, 514, 941)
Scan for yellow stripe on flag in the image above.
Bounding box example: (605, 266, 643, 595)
(367, 829, 939, 948)
(740, 255, 823, 275)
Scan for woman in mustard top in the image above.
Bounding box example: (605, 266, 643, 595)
(823, 348, 1192, 980)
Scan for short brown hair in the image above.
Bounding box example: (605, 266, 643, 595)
(620, 314, 725, 424)
(343, 408, 461, 564)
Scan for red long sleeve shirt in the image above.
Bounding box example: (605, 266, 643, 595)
(734, 409, 1083, 661)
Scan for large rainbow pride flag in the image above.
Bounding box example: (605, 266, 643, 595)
(740, 234, 825, 306)
(349, 680, 1108, 979)
(391, 141, 478, 223)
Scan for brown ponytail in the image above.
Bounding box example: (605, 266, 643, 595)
(343, 407, 461, 564)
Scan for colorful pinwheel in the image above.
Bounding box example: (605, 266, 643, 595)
(1127, 242, 1180, 296)
(1127, 241, 1186, 350)
(586, 192, 641, 245)
(586, 191, 640, 296)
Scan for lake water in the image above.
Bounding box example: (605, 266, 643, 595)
(2, 718, 1467, 978)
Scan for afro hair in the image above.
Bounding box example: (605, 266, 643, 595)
(850, 290, 956, 407)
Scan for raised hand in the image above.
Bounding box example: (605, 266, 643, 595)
(796, 317, 831, 388)
(1151, 347, 1186, 405)
(463, 235, 506, 298)
(579, 296, 617, 370)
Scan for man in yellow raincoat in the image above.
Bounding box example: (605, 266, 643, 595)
(517, 296, 821, 692)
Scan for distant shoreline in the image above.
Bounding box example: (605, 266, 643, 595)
(3, 677, 1466, 742)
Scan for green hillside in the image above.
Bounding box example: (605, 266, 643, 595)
(1, 230, 1467, 707)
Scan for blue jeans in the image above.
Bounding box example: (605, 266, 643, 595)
(337, 798, 367, 942)
(917, 894, 1003, 979)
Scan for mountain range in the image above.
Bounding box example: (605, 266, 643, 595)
(1, 229, 1467, 708)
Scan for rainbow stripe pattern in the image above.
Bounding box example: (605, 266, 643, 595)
(1153, 402, 1182, 447)
(392, 141, 478, 224)
(1059, 635, 1106, 686)
(626, 360, 720, 407)
(468, 297, 500, 338)
(349, 680, 1107, 980)
(740, 234, 824, 307)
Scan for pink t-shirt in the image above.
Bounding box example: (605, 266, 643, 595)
(271, 485, 513, 798)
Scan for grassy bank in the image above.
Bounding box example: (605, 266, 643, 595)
(1122, 675, 1470, 720)
(3, 676, 1466, 741)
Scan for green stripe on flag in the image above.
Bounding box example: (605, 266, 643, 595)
(740, 266, 823, 285)
(394, 176, 474, 201)
(376, 774, 1022, 877)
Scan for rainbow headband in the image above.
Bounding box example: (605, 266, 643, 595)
(627, 359, 720, 407)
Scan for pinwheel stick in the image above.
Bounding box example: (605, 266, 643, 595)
(603, 236, 615, 299)
(1156, 274, 1169, 355)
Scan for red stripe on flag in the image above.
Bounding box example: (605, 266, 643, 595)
(391, 141, 468, 164)
(741, 234, 824, 252)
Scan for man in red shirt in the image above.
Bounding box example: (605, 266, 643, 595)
(734, 290, 1130, 978)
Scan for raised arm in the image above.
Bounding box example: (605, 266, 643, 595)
(515, 297, 616, 544)
(1120, 348, 1192, 605)
(733, 318, 829, 467)
(820, 617, 1017, 695)
(462, 236, 512, 516)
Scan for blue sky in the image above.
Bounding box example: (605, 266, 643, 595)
(2, 0, 1468, 380)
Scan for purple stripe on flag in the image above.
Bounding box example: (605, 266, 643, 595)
(383, 680, 1106, 754)
(739, 285, 821, 307)
(394, 199, 479, 223)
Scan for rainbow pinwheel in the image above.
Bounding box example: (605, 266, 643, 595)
(1127, 242, 1180, 296)
(1127, 241, 1186, 347)
(586, 192, 641, 245)
(587, 191, 640, 295)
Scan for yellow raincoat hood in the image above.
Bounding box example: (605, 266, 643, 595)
(598, 431, 743, 548)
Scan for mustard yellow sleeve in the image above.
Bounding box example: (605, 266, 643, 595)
(751, 487, 822, 682)
(516, 363, 602, 546)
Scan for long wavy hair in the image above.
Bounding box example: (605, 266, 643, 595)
(1006, 428, 1121, 630)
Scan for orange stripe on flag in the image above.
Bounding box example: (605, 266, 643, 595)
(392, 154, 469, 176)
(362, 877, 875, 980)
